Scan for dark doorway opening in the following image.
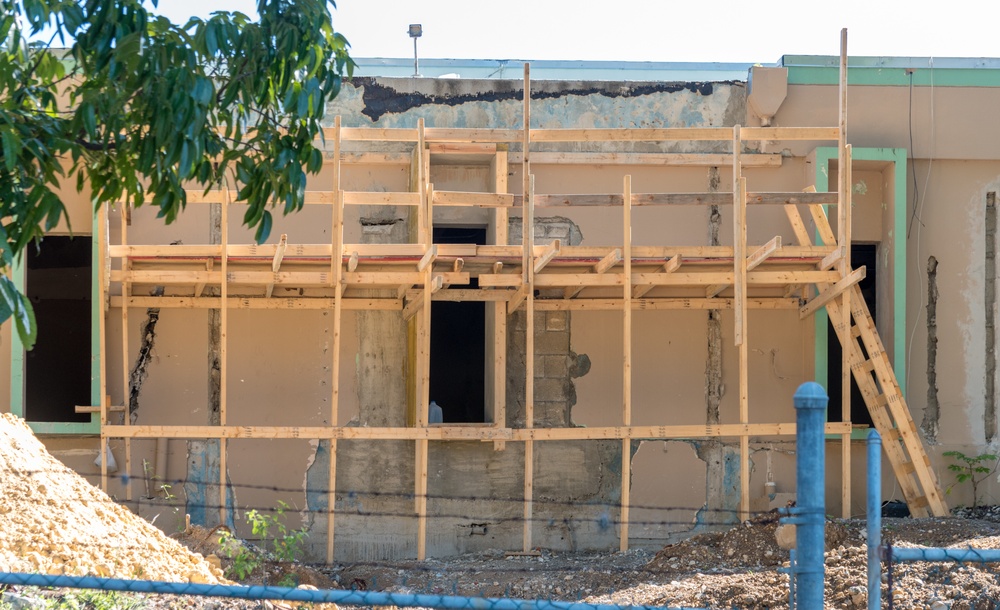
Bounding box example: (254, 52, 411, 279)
(429, 226, 486, 423)
(827, 243, 876, 426)
(25, 236, 92, 423)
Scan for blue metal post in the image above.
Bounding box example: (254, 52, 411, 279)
(794, 382, 828, 610)
(867, 430, 882, 610)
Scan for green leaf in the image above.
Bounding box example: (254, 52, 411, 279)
(0, 275, 36, 351)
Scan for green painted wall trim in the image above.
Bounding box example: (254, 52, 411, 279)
(812, 146, 907, 399)
(9, 230, 101, 435)
(788, 66, 1000, 88)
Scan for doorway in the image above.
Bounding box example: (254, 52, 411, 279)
(25, 236, 93, 422)
(428, 227, 487, 423)
(827, 243, 876, 426)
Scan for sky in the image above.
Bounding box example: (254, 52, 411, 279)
(151, 0, 1000, 64)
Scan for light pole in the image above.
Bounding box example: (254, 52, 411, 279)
(408, 24, 422, 77)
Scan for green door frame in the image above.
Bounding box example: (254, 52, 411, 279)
(10, 221, 102, 435)
(812, 147, 908, 408)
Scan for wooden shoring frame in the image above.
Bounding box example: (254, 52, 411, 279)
(92, 35, 932, 558)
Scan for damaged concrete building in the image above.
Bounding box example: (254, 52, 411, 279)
(6, 37, 1000, 562)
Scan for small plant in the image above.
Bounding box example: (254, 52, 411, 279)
(218, 529, 262, 581)
(44, 590, 144, 610)
(247, 501, 309, 563)
(943, 450, 999, 508)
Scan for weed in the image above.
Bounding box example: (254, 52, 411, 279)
(218, 529, 262, 581)
(247, 501, 309, 564)
(43, 590, 145, 610)
(943, 450, 999, 508)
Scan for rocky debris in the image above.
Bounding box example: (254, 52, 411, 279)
(0, 413, 224, 584)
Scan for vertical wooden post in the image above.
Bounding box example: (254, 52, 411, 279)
(733, 125, 750, 521)
(621, 175, 632, 552)
(120, 203, 132, 502)
(415, 118, 430, 560)
(839, 29, 853, 519)
(521, 64, 534, 553)
(492, 151, 508, 433)
(219, 186, 229, 526)
(327, 116, 343, 564)
(99, 203, 109, 492)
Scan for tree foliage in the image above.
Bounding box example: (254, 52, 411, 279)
(0, 0, 354, 348)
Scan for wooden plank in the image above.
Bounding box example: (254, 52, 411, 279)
(102, 421, 854, 441)
(632, 255, 681, 299)
(112, 296, 400, 310)
(433, 191, 515, 208)
(509, 152, 783, 167)
(417, 245, 438, 272)
(423, 128, 522, 143)
(219, 187, 231, 526)
(733, 124, 750, 522)
(415, 438, 429, 560)
(343, 191, 421, 206)
(706, 237, 781, 297)
(524, 191, 838, 208)
(533, 239, 561, 273)
(528, 126, 839, 143)
(621, 175, 632, 552)
(338, 127, 420, 142)
(328, 117, 343, 564)
(809, 204, 838, 247)
(120, 202, 133, 502)
(522, 64, 534, 555)
(75, 404, 126, 414)
(98, 204, 108, 491)
(565, 249, 622, 299)
(493, 151, 509, 247)
(534, 298, 801, 311)
(429, 142, 497, 155)
(799, 266, 865, 319)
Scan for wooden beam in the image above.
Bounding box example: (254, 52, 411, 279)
(565, 248, 623, 299)
(102, 421, 854, 441)
(327, 117, 343, 564)
(429, 142, 497, 155)
(621, 175, 633, 552)
(705, 237, 781, 298)
(632, 255, 682, 299)
(219, 186, 230, 527)
(507, 286, 528, 313)
(417, 245, 438, 272)
(533, 239, 561, 274)
(524, 191, 838, 208)
(433, 191, 515, 208)
(801, 267, 865, 319)
(522, 64, 534, 555)
(508, 152, 783, 167)
(120, 202, 133, 502)
(533, 298, 802, 311)
(112, 296, 400, 310)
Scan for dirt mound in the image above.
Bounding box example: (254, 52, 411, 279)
(0, 413, 226, 583)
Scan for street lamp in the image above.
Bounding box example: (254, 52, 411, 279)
(408, 24, 422, 77)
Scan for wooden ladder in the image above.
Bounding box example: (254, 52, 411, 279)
(788, 203, 949, 518)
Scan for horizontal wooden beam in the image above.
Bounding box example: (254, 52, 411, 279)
(112, 296, 402, 310)
(523, 192, 839, 208)
(102, 421, 853, 441)
(508, 152, 782, 167)
(533, 298, 802, 311)
(432, 191, 515, 208)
